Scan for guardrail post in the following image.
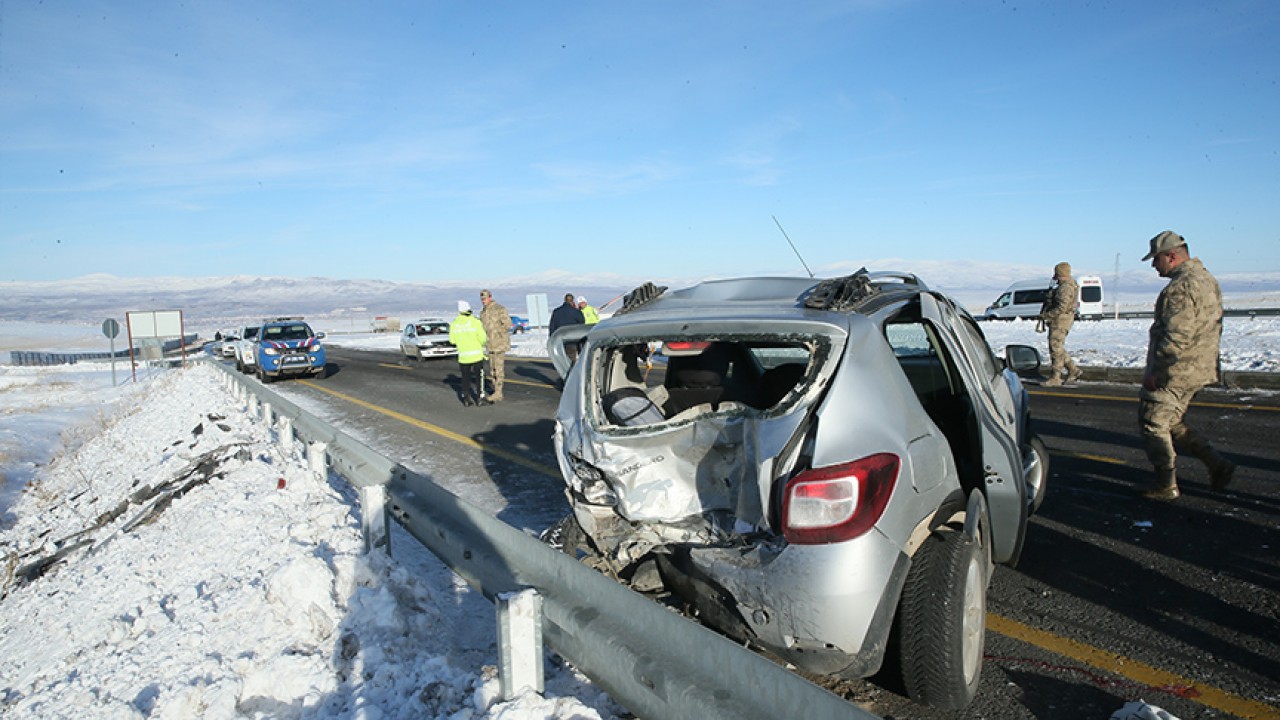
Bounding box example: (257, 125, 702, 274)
(360, 485, 390, 555)
(279, 416, 295, 453)
(497, 588, 544, 700)
(309, 441, 328, 481)
(261, 402, 273, 426)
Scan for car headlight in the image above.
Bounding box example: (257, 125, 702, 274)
(262, 347, 280, 356)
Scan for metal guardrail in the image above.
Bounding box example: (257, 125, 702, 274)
(1111, 307, 1280, 319)
(203, 358, 878, 720)
(7, 334, 202, 366)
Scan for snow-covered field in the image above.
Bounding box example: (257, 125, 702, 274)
(1, 317, 1273, 719)
(0, 332, 623, 719)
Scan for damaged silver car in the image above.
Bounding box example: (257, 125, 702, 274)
(546, 271, 1049, 710)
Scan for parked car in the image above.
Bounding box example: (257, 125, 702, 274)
(510, 315, 530, 334)
(545, 271, 1049, 710)
(233, 325, 261, 373)
(255, 319, 326, 382)
(979, 279, 1051, 320)
(400, 319, 457, 361)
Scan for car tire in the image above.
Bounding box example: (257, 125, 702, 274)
(894, 526, 986, 710)
(312, 366, 327, 380)
(1024, 434, 1049, 513)
(257, 366, 272, 384)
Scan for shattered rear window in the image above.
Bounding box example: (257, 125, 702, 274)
(594, 339, 817, 427)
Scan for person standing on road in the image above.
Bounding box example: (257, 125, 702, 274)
(479, 289, 511, 402)
(449, 300, 489, 407)
(577, 296, 600, 325)
(549, 292, 586, 364)
(1138, 230, 1235, 500)
(1039, 261, 1083, 386)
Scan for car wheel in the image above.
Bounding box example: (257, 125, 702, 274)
(1024, 434, 1049, 513)
(258, 367, 272, 384)
(312, 366, 326, 380)
(894, 526, 986, 710)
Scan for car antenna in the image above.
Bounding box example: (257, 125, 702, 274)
(772, 215, 814, 278)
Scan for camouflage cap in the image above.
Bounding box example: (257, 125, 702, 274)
(1054, 261, 1072, 278)
(1143, 230, 1186, 261)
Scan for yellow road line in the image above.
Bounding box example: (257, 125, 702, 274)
(506, 377, 557, 389)
(379, 363, 414, 371)
(299, 381, 560, 476)
(1029, 389, 1279, 412)
(1055, 450, 1131, 466)
(305, 379, 1273, 717)
(988, 614, 1278, 719)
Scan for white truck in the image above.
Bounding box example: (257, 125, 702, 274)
(980, 280, 1051, 320)
(233, 324, 262, 373)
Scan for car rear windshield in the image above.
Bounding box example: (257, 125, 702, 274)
(595, 339, 818, 426)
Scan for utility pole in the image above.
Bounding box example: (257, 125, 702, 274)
(1113, 253, 1121, 319)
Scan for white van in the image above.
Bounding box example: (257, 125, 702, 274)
(981, 280, 1051, 320)
(1077, 276, 1104, 320)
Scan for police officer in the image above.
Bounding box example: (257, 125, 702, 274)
(1039, 261, 1082, 386)
(478, 289, 511, 402)
(449, 300, 489, 407)
(577, 296, 600, 325)
(1138, 230, 1235, 500)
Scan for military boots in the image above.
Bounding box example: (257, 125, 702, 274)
(1140, 468, 1180, 501)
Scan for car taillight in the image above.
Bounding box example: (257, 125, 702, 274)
(782, 453, 900, 544)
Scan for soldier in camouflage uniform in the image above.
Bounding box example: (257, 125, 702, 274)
(1039, 261, 1082, 386)
(479, 289, 512, 402)
(1137, 230, 1235, 500)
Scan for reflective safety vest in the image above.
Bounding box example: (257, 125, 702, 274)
(449, 313, 487, 364)
(582, 305, 600, 324)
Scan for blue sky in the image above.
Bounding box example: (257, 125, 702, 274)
(2, 1, 1277, 285)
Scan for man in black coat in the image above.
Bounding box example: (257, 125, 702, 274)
(548, 293, 586, 364)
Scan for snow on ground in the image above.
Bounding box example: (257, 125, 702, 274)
(976, 316, 1280, 373)
(0, 357, 623, 719)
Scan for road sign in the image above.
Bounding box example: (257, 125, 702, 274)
(102, 318, 120, 339)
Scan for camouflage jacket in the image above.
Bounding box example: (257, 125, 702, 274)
(1039, 276, 1078, 325)
(480, 301, 512, 353)
(1145, 258, 1222, 389)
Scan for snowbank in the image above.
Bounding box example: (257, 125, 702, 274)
(0, 363, 623, 719)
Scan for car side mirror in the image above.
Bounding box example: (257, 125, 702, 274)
(1005, 344, 1042, 378)
(316, 332, 326, 339)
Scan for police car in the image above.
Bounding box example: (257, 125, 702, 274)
(255, 318, 327, 382)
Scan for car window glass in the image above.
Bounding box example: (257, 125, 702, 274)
(954, 318, 1000, 381)
(596, 339, 813, 426)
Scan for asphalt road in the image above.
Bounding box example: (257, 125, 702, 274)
(245, 347, 1280, 720)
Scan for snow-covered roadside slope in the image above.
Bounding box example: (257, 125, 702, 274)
(0, 363, 621, 720)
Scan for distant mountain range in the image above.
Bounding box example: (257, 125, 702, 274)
(3, 260, 1278, 334)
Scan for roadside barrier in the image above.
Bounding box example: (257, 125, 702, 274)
(205, 358, 879, 720)
(8, 335, 202, 367)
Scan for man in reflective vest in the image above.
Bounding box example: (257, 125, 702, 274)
(578, 296, 600, 325)
(449, 300, 489, 406)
